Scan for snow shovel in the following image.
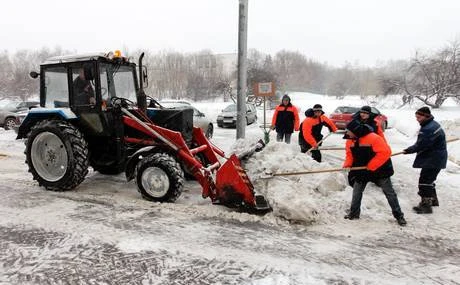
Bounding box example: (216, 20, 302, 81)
(262, 166, 367, 179)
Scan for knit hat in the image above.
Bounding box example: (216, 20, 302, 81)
(313, 104, 322, 111)
(305, 108, 314, 117)
(415, 106, 431, 117)
(345, 120, 372, 138)
(360, 105, 372, 114)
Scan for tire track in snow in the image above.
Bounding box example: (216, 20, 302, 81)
(0, 225, 282, 285)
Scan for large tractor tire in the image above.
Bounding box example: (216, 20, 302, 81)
(135, 153, 184, 202)
(25, 120, 89, 191)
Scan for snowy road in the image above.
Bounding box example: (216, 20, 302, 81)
(1, 122, 460, 285)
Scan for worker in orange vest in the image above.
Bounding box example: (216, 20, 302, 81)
(298, 104, 337, 162)
(270, 94, 300, 144)
(342, 120, 406, 226)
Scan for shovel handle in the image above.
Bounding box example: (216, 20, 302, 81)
(317, 147, 345, 151)
(307, 132, 333, 154)
(391, 137, 459, 157)
(272, 166, 367, 177)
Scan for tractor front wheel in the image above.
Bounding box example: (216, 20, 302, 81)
(135, 153, 184, 202)
(26, 120, 89, 191)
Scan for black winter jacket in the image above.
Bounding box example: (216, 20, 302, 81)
(404, 116, 447, 169)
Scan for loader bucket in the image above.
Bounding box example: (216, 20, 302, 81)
(215, 154, 271, 212)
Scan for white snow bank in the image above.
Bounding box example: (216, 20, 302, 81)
(233, 141, 349, 224)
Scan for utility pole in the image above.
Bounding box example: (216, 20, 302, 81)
(236, 0, 248, 139)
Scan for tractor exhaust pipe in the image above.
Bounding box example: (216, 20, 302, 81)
(137, 52, 147, 113)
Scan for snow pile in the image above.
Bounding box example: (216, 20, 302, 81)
(237, 141, 349, 224)
(0, 129, 23, 155)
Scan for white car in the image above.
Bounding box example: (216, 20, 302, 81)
(159, 100, 214, 138)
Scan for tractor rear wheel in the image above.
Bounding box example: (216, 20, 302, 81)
(135, 153, 184, 202)
(25, 120, 89, 191)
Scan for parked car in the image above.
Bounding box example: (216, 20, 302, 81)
(329, 106, 388, 130)
(0, 101, 40, 130)
(217, 103, 258, 128)
(158, 100, 214, 138)
(1, 101, 39, 113)
(0, 109, 20, 130)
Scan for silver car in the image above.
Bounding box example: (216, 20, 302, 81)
(0, 101, 40, 130)
(159, 100, 214, 138)
(0, 109, 20, 130)
(217, 103, 258, 128)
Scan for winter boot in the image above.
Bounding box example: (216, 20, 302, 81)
(413, 197, 433, 214)
(344, 214, 360, 220)
(396, 216, 407, 226)
(432, 194, 439, 207)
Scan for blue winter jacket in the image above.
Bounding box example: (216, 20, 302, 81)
(404, 116, 447, 169)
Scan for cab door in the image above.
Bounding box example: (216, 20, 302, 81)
(69, 61, 105, 134)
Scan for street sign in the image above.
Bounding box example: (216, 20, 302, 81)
(254, 82, 275, 97)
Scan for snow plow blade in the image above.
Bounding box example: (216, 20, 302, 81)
(215, 154, 271, 213)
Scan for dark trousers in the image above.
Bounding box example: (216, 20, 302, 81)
(276, 132, 292, 144)
(300, 143, 322, 162)
(301, 147, 321, 162)
(418, 168, 441, 198)
(349, 177, 404, 218)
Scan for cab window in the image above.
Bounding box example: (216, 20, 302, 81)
(112, 66, 137, 103)
(44, 66, 69, 108)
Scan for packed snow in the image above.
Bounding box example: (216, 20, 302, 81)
(0, 92, 459, 284)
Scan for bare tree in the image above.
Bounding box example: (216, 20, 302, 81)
(0, 51, 14, 99)
(326, 64, 356, 98)
(404, 41, 460, 108)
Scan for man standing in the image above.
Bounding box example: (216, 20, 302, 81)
(403, 106, 447, 214)
(342, 120, 406, 226)
(299, 104, 337, 162)
(351, 105, 386, 141)
(271, 94, 299, 144)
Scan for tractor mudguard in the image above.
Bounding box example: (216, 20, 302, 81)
(125, 146, 157, 181)
(16, 108, 78, 139)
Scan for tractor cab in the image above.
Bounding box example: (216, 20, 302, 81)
(29, 52, 139, 135)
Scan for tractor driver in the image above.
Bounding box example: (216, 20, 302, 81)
(73, 67, 96, 106)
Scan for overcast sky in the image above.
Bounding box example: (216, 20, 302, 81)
(2, 0, 460, 67)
